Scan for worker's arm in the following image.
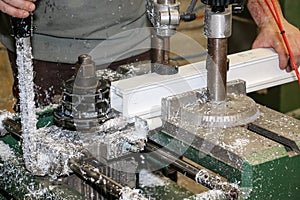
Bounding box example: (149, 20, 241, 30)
(0, 0, 36, 18)
(247, 0, 300, 72)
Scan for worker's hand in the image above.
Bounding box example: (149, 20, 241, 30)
(0, 0, 36, 18)
(252, 19, 300, 72)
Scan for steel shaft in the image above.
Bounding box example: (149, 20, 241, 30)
(151, 33, 170, 65)
(207, 38, 228, 102)
(203, 6, 232, 102)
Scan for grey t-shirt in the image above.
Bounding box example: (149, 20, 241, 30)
(0, 0, 150, 65)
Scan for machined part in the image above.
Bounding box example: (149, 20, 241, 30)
(54, 55, 111, 132)
(161, 80, 245, 123)
(207, 38, 228, 102)
(204, 7, 232, 38)
(54, 79, 111, 132)
(150, 96, 300, 199)
(74, 54, 97, 91)
(182, 93, 259, 128)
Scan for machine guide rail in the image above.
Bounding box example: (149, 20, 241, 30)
(2, 118, 22, 138)
(247, 123, 300, 154)
(145, 141, 240, 200)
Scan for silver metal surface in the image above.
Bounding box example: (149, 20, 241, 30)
(148, 0, 180, 65)
(204, 7, 232, 39)
(181, 93, 259, 128)
(146, 0, 180, 37)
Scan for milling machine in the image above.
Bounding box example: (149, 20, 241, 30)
(0, 0, 300, 200)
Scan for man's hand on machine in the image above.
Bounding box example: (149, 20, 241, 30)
(252, 19, 300, 72)
(0, 0, 36, 18)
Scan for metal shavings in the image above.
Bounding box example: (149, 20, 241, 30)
(68, 157, 124, 197)
(118, 62, 152, 78)
(195, 170, 239, 200)
(16, 36, 40, 176)
(187, 190, 226, 200)
(26, 126, 84, 178)
(96, 116, 128, 133)
(221, 138, 250, 153)
(119, 187, 147, 200)
(84, 116, 148, 160)
(139, 169, 168, 187)
(0, 110, 14, 136)
(0, 159, 63, 199)
(96, 68, 124, 82)
(0, 141, 15, 162)
(35, 103, 59, 113)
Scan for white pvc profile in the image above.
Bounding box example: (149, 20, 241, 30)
(111, 48, 297, 119)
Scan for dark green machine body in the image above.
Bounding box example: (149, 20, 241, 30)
(150, 131, 300, 199)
